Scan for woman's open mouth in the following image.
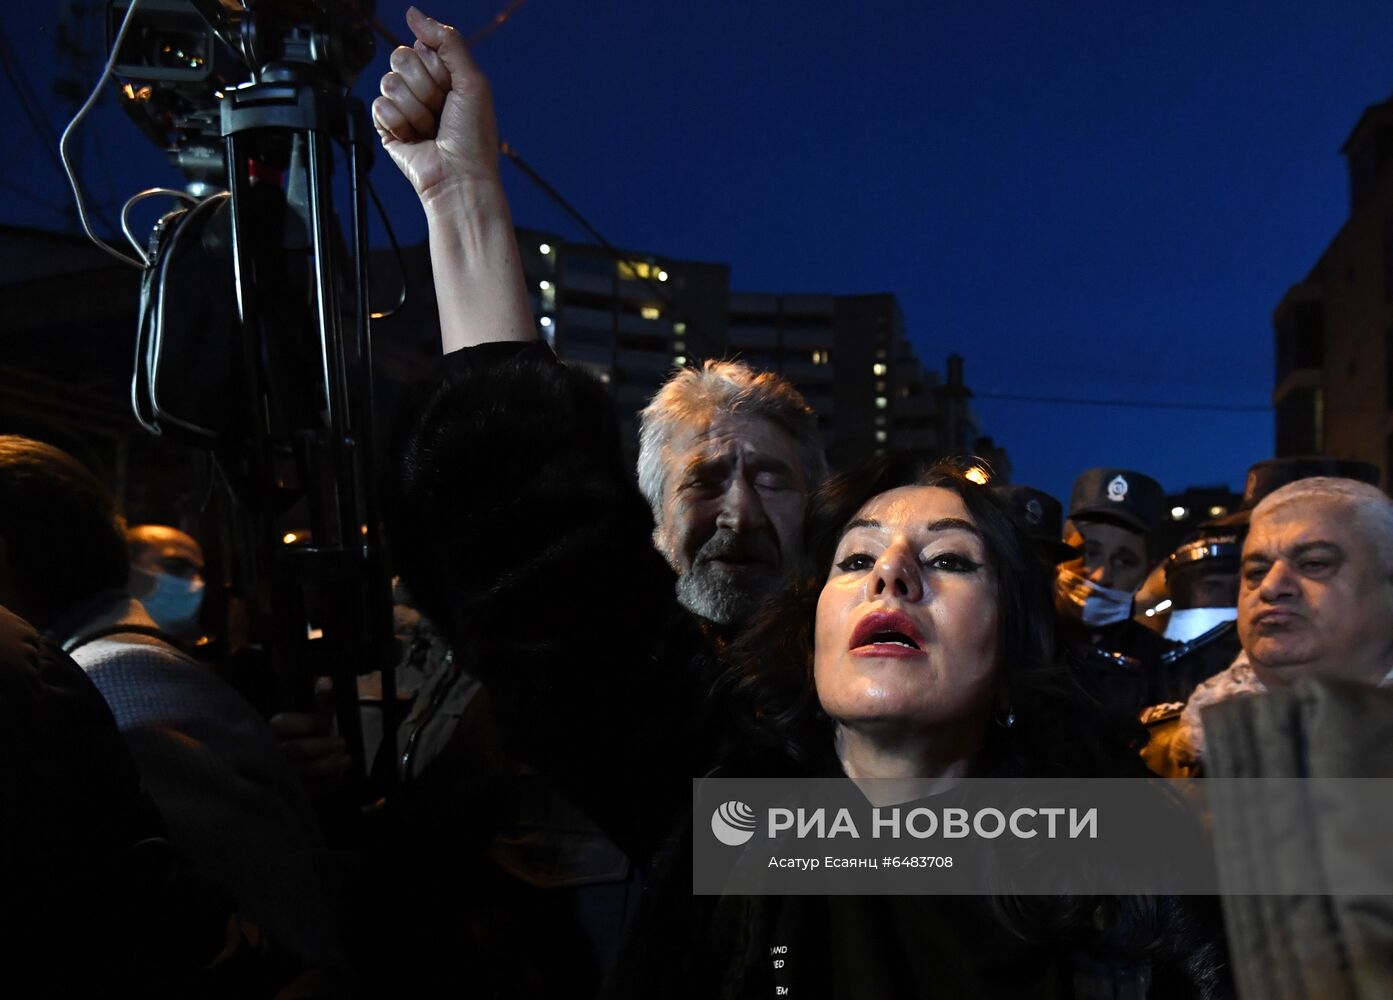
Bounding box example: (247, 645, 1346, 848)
(850, 609, 927, 658)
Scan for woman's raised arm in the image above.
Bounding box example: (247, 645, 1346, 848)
(372, 6, 535, 352)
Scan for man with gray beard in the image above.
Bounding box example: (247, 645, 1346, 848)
(637, 360, 827, 633)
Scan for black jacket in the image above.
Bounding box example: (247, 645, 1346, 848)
(384, 343, 1231, 999)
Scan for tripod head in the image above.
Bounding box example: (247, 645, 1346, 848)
(108, 0, 375, 189)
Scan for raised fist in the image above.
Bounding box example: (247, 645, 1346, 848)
(372, 7, 502, 205)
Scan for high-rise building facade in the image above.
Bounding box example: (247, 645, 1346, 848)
(1272, 92, 1393, 485)
(513, 226, 1007, 476)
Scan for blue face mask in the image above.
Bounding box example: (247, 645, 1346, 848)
(137, 571, 206, 636)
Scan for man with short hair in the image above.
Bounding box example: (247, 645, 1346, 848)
(1055, 466, 1169, 716)
(364, 18, 832, 993)
(1238, 476, 1393, 687)
(1147, 525, 1243, 705)
(1180, 476, 1393, 998)
(0, 435, 339, 970)
(127, 523, 206, 641)
(1145, 476, 1393, 776)
(638, 360, 827, 630)
(1061, 467, 1164, 598)
(1140, 457, 1381, 726)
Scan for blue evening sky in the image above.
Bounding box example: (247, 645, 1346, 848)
(6, 1, 1393, 501)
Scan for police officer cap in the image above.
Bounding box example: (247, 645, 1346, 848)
(1067, 467, 1164, 536)
(1242, 456, 1379, 506)
(1208, 456, 1381, 528)
(993, 485, 1079, 564)
(1165, 525, 1241, 582)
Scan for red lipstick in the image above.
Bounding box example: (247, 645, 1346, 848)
(849, 609, 927, 659)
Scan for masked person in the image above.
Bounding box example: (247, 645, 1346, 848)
(1145, 526, 1243, 706)
(1192, 475, 1393, 998)
(1056, 467, 1169, 717)
(370, 16, 1232, 996)
(127, 523, 206, 642)
(0, 436, 342, 975)
(1142, 458, 1381, 775)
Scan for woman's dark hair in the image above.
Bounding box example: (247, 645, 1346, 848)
(717, 457, 1146, 779)
(0, 436, 130, 629)
(715, 459, 1186, 964)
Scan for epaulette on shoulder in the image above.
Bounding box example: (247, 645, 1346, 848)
(1139, 701, 1185, 726)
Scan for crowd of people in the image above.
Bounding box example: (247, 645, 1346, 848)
(2, 7, 1391, 997)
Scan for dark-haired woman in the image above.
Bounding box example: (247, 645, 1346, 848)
(372, 13, 1228, 998)
(685, 461, 1228, 997)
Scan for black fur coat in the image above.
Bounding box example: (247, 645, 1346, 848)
(383, 343, 1231, 999)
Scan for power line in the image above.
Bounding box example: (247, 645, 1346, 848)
(464, 0, 529, 49)
(972, 390, 1269, 413)
(501, 142, 676, 308)
(371, 1, 528, 54)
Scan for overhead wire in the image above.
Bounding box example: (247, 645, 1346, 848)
(500, 142, 677, 309)
(464, 0, 529, 49)
(971, 390, 1269, 413)
(389, 0, 678, 308)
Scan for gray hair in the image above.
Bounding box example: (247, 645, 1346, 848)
(1251, 475, 1393, 576)
(636, 360, 827, 518)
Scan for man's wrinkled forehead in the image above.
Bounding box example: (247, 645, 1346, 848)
(1244, 497, 1356, 557)
(665, 413, 802, 481)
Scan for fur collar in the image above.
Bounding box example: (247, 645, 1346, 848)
(1173, 653, 1264, 769)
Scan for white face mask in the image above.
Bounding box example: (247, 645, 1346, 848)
(1056, 565, 1134, 627)
(1162, 607, 1237, 644)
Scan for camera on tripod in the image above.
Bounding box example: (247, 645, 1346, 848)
(103, 0, 399, 797)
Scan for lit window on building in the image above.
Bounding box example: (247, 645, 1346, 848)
(875, 430, 887, 443)
(618, 261, 655, 280)
(1208, 505, 1227, 517)
(641, 306, 662, 320)
(875, 396, 888, 409)
(1170, 506, 1189, 521)
(963, 466, 990, 485)
(657, 269, 669, 282)
(673, 322, 687, 335)
(811, 350, 829, 364)
(539, 243, 552, 255)
(872, 363, 887, 376)
(674, 355, 688, 367)
(673, 340, 686, 352)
